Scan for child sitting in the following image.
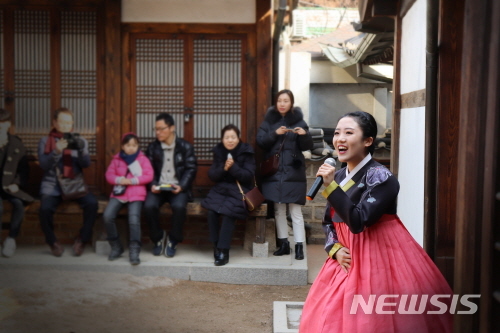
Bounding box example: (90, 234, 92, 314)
(103, 132, 153, 265)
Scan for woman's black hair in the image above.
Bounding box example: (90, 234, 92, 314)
(221, 124, 241, 140)
(339, 111, 377, 155)
(275, 89, 295, 112)
(121, 133, 140, 146)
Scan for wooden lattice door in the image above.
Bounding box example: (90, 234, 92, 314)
(130, 33, 247, 189)
(0, 4, 105, 193)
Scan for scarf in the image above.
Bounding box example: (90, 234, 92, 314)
(45, 128, 74, 178)
(119, 149, 140, 165)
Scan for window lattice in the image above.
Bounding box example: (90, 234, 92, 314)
(14, 9, 51, 155)
(193, 39, 242, 160)
(61, 11, 97, 154)
(135, 38, 185, 150)
(11, 10, 98, 155)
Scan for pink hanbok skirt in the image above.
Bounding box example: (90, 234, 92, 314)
(299, 214, 453, 333)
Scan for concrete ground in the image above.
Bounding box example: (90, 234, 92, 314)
(0, 243, 326, 333)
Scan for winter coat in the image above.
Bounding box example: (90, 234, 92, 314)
(256, 106, 314, 205)
(38, 135, 91, 197)
(105, 151, 154, 202)
(201, 142, 255, 220)
(146, 136, 197, 200)
(0, 134, 34, 203)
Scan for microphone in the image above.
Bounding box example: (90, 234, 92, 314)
(306, 157, 336, 201)
(227, 153, 233, 159)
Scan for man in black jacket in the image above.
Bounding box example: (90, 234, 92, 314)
(0, 109, 34, 257)
(144, 113, 197, 257)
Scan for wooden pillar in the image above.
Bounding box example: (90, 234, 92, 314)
(255, 0, 272, 128)
(432, 0, 465, 286)
(454, 0, 500, 331)
(103, 0, 121, 191)
(390, 15, 401, 178)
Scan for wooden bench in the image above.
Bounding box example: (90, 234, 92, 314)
(2, 199, 269, 255)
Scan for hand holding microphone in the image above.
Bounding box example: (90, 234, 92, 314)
(306, 157, 336, 200)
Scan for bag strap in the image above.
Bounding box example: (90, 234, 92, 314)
(235, 180, 245, 200)
(236, 176, 258, 192)
(276, 136, 286, 155)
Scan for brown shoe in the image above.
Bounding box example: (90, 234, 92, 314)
(50, 242, 64, 257)
(72, 237, 85, 256)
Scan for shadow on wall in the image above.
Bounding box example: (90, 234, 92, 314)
(309, 83, 392, 128)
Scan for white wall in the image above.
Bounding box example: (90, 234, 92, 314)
(122, 0, 256, 23)
(397, 0, 427, 246)
(398, 108, 425, 245)
(400, 0, 426, 94)
(279, 51, 312, 122)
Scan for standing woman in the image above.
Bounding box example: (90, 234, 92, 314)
(299, 111, 452, 333)
(256, 89, 313, 260)
(201, 124, 255, 266)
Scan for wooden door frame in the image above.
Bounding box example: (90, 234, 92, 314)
(454, 0, 500, 331)
(122, 23, 257, 141)
(0, 0, 116, 196)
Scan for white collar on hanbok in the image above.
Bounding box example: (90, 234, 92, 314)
(339, 153, 372, 188)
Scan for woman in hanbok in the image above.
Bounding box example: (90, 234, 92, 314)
(299, 111, 453, 333)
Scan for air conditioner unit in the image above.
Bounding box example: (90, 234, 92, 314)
(293, 10, 306, 37)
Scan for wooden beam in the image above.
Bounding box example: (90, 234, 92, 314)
(122, 23, 255, 34)
(390, 15, 401, 177)
(255, 0, 272, 176)
(400, 89, 425, 108)
(255, 0, 272, 128)
(454, 0, 499, 331)
(372, 0, 398, 17)
(103, 0, 121, 185)
(433, 0, 464, 286)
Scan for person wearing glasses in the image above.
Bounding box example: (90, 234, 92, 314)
(144, 113, 197, 257)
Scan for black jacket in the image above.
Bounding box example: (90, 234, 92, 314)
(256, 106, 314, 205)
(1, 134, 33, 203)
(201, 142, 255, 220)
(146, 137, 197, 200)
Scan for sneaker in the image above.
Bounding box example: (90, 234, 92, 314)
(165, 235, 177, 258)
(2, 237, 16, 257)
(152, 231, 166, 256)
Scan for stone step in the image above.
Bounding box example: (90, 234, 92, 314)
(1, 242, 309, 286)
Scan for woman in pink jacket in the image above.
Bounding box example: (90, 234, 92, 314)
(103, 132, 153, 265)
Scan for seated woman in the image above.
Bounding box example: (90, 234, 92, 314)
(201, 124, 256, 266)
(299, 111, 453, 333)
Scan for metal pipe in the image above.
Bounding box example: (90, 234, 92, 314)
(272, 0, 287, 101)
(423, 0, 439, 258)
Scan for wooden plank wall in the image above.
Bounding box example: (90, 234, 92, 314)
(454, 0, 500, 331)
(433, 0, 464, 287)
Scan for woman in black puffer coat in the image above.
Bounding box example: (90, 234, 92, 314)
(201, 124, 255, 266)
(256, 89, 313, 260)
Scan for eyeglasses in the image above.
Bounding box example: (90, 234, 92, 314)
(153, 126, 169, 132)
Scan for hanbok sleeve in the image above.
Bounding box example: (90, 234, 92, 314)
(322, 204, 344, 258)
(323, 166, 400, 234)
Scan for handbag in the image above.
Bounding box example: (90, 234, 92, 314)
(56, 169, 89, 200)
(260, 138, 285, 177)
(236, 178, 265, 212)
